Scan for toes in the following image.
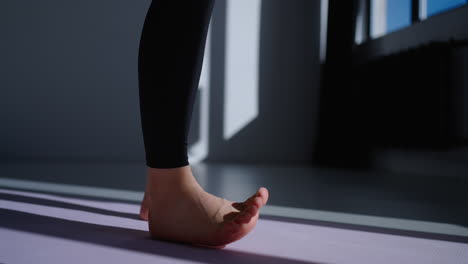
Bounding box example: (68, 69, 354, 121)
(232, 187, 269, 220)
(244, 188, 262, 205)
(234, 204, 259, 224)
(219, 202, 262, 245)
(231, 202, 245, 211)
(223, 219, 242, 233)
(253, 197, 263, 209)
(247, 204, 259, 217)
(243, 194, 257, 207)
(258, 187, 269, 206)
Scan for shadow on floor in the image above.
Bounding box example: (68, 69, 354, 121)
(0, 192, 140, 220)
(2, 189, 467, 244)
(2, 161, 468, 228)
(0, 209, 321, 264)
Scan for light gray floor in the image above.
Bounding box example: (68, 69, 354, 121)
(1, 161, 468, 264)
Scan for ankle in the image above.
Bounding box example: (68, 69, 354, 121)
(147, 165, 200, 192)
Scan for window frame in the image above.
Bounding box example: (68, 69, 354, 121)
(357, 0, 467, 43)
(353, 2, 468, 64)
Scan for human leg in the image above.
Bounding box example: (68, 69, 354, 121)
(137, 0, 269, 247)
(138, 0, 214, 169)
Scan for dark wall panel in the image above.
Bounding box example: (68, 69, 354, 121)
(1, 0, 322, 164)
(0, 0, 151, 161)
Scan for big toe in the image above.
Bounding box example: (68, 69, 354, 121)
(217, 200, 262, 245)
(257, 187, 269, 207)
(233, 187, 269, 224)
(240, 187, 269, 209)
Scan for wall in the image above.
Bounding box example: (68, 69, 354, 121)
(0, 0, 322, 164)
(205, 0, 321, 164)
(0, 0, 149, 161)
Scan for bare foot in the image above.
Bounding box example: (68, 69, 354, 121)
(146, 165, 269, 248)
(139, 175, 150, 221)
(139, 190, 150, 221)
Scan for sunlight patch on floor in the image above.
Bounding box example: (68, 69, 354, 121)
(2, 177, 468, 238)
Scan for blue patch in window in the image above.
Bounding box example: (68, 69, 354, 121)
(427, 0, 467, 17)
(386, 0, 412, 33)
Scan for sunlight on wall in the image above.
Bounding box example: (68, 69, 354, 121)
(188, 27, 212, 165)
(320, 0, 329, 62)
(355, 0, 365, 44)
(223, 0, 261, 140)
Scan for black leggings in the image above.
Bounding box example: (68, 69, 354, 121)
(138, 0, 215, 168)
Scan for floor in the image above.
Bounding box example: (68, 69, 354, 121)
(1, 161, 468, 264)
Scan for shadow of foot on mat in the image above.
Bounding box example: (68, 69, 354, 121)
(0, 209, 322, 264)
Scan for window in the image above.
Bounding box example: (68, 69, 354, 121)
(386, 0, 412, 33)
(424, 0, 467, 18)
(370, 0, 412, 38)
(361, 0, 468, 41)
